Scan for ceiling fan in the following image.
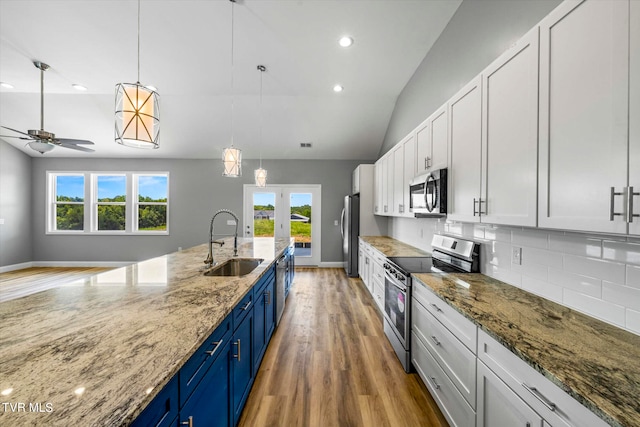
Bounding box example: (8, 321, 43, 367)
(0, 61, 95, 155)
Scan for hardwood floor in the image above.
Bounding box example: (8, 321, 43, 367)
(0, 267, 113, 302)
(239, 268, 449, 427)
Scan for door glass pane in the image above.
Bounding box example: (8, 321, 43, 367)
(290, 193, 311, 256)
(253, 193, 276, 237)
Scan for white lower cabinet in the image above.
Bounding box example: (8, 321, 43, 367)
(358, 240, 385, 312)
(478, 329, 609, 427)
(477, 360, 543, 427)
(412, 331, 476, 427)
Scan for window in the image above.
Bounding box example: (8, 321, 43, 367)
(54, 174, 85, 231)
(47, 171, 169, 235)
(136, 175, 168, 231)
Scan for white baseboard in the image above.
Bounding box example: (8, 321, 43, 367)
(0, 261, 131, 273)
(318, 262, 344, 268)
(0, 262, 33, 273)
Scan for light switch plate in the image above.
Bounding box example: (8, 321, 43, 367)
(512, 247, 522, 265)
(226, 220, 236, 226)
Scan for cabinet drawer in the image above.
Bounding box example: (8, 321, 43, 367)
(478, 329, 609, 427)
(179, 316, 232, 407)
(412, 279, 477, 353)
(412, 331, 476, 427)
(131, 376, 178, 427)
(233, 290, 254, 328)
(412, 298, 476, 409)
(371, 248, 386, 266)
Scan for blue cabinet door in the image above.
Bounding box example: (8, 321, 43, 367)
(178, 341, 232, 427)
(232, 308, 254, 425)
(131, 376, 178, 427)
(252, 282, 266, 374)
(265, 278, 276, 341)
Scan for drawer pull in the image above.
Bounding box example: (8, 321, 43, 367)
(181, 415, 193, 427)
(430, 335, 441, 346)
(265, 290, 271, 305)
(430, 303, 443, 313)
(241, 300, 252, 311)
(429, 376, 441, 390)
(205, 339, 223, 357)
(523, 383, 556, 411)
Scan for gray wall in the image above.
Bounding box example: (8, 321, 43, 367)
(380, 0, 562, 156)
(0, 140, 33, 266)
(29, 157, 367, 264)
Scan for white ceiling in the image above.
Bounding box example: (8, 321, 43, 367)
(0, 0, 461, 159)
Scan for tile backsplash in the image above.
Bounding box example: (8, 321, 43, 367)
(388, 217, 640, 336)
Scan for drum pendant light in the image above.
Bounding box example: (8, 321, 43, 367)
(115, 0, 160, 149)
(222, 0, 242, 177)
(254, 65, 267, 187)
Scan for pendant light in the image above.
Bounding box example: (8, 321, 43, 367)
(222, 0, 242, 177)
(254, 65, 267, 187)
(115, 0, 160, 149)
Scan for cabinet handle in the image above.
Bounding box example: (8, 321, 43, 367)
(628, 186, 640, 223)
(205, 339, 223, 357)
(241, 300, 252, 311)
(526, 423, 531, 427)
(384, 205, 388, 213)
(265, 290, 271, 305)
(473, 198, 479, 216)
(430, 335, 441, 346)
(181, 416, 193, 427)
(429, 376, 441, 390)
(430, 303, 442, 313)
(479, 198, 486, 215)
(399, 204, 404, 213)
(522, 383, 556, 412)
(610, 187, 626, 221)
(233, 339, 241, 362)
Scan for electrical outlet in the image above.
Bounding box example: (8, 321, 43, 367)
(512, 247, 522, 265)
(226, 219, 236, 226)
(334, 220, 339, 226)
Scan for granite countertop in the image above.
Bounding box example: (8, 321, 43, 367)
(0, 237, 292, 426)
(359, 235, 430, 257)
(412, 272, 640, 427)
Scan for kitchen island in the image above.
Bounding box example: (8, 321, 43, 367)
(0, 237, 292, 426)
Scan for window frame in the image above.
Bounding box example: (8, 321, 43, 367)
(46, 171, 170, 235)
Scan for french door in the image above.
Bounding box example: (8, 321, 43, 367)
(243, 185, 321, 266)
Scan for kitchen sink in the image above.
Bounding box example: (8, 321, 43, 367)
(203, 258, 264, 277)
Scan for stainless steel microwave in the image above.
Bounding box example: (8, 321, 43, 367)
(409, 168, 447, 217)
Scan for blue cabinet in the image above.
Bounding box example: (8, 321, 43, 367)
(133, 263, 279, 427)
(130, 376, 178, 427)
(253, 266, 276, 374)
(232, 308, 254, 425)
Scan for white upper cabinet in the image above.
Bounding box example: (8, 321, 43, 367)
(538, 0, 630, 234)
(630, 0, 640, 236)
(392, 144, 404, 216)
(416, 104, 448, 175)
(480, 27, 539, 227)
(402, 134, 416, 217)
(447, 76, 483, 223)
(374, 160, 382, 215)
(382, 153, 393, 216)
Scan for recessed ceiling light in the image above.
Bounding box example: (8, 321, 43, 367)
(338, 36, 353, 48)
(72, 84, 87, 91)
(333, 84, 344, 93)
(0, 82, 14, 89)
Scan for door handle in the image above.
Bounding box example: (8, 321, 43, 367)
(233, 339, 241, 362)
(610, 187, 626, 221)
(628, 186, 640, 223)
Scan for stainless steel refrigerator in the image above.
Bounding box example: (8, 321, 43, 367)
(341, 194, 360, 277)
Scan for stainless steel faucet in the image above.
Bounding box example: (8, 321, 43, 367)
(204, 209, 239, 268)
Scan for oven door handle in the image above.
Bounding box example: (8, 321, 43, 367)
(385, 272, 407, 293)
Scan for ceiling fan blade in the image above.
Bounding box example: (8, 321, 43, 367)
(58, 143, 95, 153)
(54, 138, 95, 146)
(0, 134, 35, 140)
(1, 126, 33, 137)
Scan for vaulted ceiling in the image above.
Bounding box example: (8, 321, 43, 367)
(0, 0, 461, 159)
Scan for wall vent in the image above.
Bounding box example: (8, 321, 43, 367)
(300, 143, 312, 148)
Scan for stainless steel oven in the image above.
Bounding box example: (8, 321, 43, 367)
(381, 236, 480, 372)
(382, 256, 432, 372)
(409, 168, 447, 218)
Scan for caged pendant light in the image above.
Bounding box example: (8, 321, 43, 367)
(254, 65, 267, 187)
(222, 0, 242, 177)
(115, 0, 160, 149)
